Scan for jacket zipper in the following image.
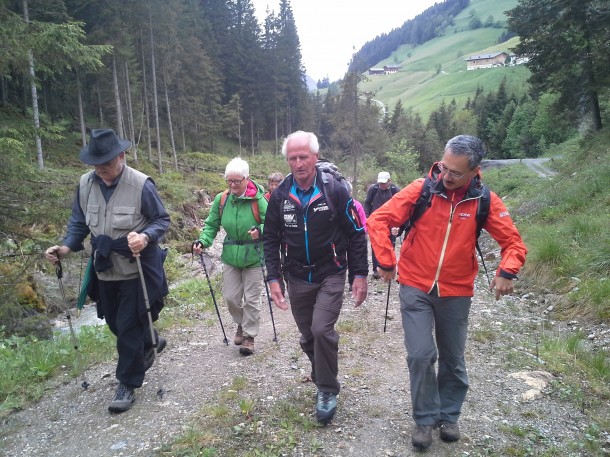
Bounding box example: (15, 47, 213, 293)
(431, 195, 481, 295)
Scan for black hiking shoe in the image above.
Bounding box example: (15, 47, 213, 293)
(437, 420, 460, 442)
(315, 391, 337, 425)
(108, 383, 135, 413)
(144, 336, 167, 371)
(411, 424, 433, 450)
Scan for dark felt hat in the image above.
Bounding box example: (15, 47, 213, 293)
(79, 129, 131, 165)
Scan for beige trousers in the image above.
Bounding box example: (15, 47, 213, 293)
(222, 264, 262, 337)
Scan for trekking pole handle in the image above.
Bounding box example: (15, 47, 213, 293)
(55, 258, 63, 279)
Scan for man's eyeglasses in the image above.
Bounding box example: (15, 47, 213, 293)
(226, 177, 245, 185)
(438, 163, 468, 179)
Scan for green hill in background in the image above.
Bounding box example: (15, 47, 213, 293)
(359, 0, 528, 120)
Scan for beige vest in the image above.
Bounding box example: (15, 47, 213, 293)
(79, 166, 149, 281)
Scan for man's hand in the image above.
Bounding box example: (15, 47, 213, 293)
(351, 276, 368, 307)
(490, 276, 514, 300)
(390, 227, 399, 236)
(269, 281, 288, 310)
(249, 226, 260, 240)
(127, 231, 148, 255)
(376, 266, 396, 282)
(44, 245, 72, 265)
(192, 240, 204, 255)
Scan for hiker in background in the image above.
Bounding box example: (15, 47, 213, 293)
(264, 172, 285, 200)
(265, 171, 287, 297)
(346, 181, 367, 292)
(44, 128, 171, 413)
(263, 131, 368, 425)
(193, 157, 267, 356)
(363, 171, 400, 279)
(368, 134, 527, 451)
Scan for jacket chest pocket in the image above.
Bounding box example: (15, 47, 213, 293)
(85, 204, 100, 227)
(112, 206, 137, 229)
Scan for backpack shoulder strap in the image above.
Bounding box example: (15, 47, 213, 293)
(320, 171, 338, 217)
(219, 190, 230, 220)
(251, 198, 261, 225)
(475, 184, 492, 285)
(405, 176, 434, 232)
(475, 185, 491, 239)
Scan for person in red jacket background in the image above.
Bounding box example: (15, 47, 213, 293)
(368, 134, 527, 451)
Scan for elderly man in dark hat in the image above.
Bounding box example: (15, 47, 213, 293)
(45, 128, 171, 413)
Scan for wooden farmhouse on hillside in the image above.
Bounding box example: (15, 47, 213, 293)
(368, 64, 403, 76)
(466, 52, 509, 70)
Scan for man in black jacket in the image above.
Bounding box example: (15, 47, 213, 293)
(264, 130, 368, 425)
(364, 171, 400, 278)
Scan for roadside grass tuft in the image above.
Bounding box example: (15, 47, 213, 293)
(0, 325, 114, 417)
(541, 331, 610, 406)
(163, 383, 319, 456)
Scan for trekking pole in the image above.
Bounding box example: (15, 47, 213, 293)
(252, 227, 278, 342)
(134, 255, 165, 398)
(383, 278, 392, 333)
(194, 247, 229, 345)
(55, 259, 89, 390)
(383, 235, 400, 333)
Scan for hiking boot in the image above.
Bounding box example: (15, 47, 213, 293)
(239, 336, 254, 355)
(108, 383, 135, 413)
(315, 391, 337, 425)
(144, 336, 167, 372)
(438, 420, 460, 442)
(234, 325, 244, 345)
(411, 424, 433, 450)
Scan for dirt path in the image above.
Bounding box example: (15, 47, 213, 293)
(0, 241, 604, 456)
(481, 158, 559, 178)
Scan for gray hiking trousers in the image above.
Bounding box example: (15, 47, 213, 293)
(287, 271, 346, 394)
(399, 285, 471, 426)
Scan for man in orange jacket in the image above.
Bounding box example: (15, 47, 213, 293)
(368, 135, 527, 451)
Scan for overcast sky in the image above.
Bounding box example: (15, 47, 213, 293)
(251, 0, 440, 82)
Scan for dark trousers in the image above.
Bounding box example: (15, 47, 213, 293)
(98, 278, 155, 388)
(287, 271, 346, 394)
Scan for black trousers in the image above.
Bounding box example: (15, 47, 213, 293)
(98, 278, 155, 388)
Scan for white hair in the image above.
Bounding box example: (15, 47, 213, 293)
(224, 157, 249, 178)
(281, 131, 319, 157)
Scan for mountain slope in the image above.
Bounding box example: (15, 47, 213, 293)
(359, 0, 527, 120)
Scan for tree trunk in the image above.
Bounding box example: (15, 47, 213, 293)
(149, 1, 163, 173)
(124, 61, 137, 162)
(237, 97, 242, 155)
(250, 112, 254, 155)
(97, 82, 104, 125)
(112, 55, 125, 139)
(163, 69, 178, 171)
(140, 29, 152, 161)
(76, 72, 87, 147)
(23, 0, 44, 169)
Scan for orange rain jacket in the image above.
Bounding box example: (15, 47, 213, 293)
(367, 164, 527, 297)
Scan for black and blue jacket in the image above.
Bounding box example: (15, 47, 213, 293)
(263, 168, 368, 284)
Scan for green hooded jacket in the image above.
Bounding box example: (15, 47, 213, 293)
(198, 180, 267, 269)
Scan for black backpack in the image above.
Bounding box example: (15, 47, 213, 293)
(404, 175, 492, 283)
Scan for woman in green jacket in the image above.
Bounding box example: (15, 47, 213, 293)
(194, 158, 267, 355)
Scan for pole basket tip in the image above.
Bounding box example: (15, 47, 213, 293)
(157, 388, 165, 398)
(81, 381, 90, 389)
